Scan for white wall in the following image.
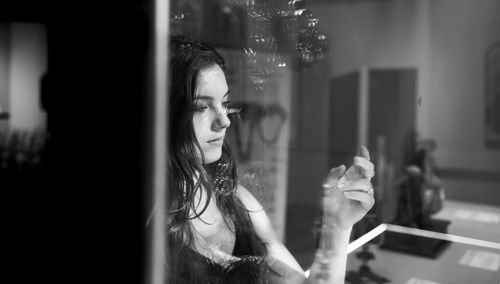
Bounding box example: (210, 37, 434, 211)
(308, 0, 500, 205)
(0, 25, 10, 115)
(8, 23, 47, 131)
(423, 0, 500, 172)
(422, 0, 500, 204)
(313, 0, 420, 77)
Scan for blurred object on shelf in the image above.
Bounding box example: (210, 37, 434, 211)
(417, 139, 445, 216)
(346, 245, 390, 284)
(380, 131, 450, 258)
(394, 131, 446, 228)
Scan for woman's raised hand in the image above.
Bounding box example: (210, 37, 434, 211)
(321, 146, 375, 230)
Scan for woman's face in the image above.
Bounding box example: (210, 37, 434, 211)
(192, 64, 231, 164)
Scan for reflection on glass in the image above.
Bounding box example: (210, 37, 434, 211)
(345, 224, 500, 284)
(164, 0, 500, 283)
(165, 0, 378, 281)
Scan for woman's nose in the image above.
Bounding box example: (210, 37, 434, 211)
(213, 108, 231, 130)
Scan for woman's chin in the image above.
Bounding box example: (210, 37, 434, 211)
(203, 150, 222, 164)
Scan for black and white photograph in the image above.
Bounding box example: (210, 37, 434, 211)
(2, 0, 500, 283)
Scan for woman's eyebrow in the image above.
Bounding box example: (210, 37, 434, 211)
(194, 96, 214, 101)
(195, 90, 230, 101)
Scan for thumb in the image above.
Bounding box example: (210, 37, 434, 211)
(322, 165, 346, 188)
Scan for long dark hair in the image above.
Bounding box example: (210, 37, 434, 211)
(167, 34, 279, 284)
(166, 35, 245, 280)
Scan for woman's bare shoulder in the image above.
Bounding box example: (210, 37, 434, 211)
(235, 184, 265, 212)
(235, 184, 275, 237)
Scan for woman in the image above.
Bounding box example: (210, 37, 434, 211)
(167, 35, 375, 283)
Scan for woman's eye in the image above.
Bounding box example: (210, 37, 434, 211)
(194, 105, 208, 112)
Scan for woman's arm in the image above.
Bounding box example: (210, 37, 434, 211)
(236, 186, 306, 277)
(237, 185, 353, 284)
(308, 146, 375, 283)
(237, 146, 375, 284)
(307, 222, 351, 284)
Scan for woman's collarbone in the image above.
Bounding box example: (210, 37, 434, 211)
(191, 198, 236, 255)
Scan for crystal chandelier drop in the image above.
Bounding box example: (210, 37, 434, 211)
(170, 0, 328, 91)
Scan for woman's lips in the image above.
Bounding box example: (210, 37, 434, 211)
(208, 137, 224, 146)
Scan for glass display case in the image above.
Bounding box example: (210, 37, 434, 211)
(3, 0, 500, 283)
(163, 0, 500, 282)
(345, 223, 500, 284)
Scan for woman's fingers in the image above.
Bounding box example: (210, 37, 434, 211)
(353, 156, 374, 171)
(358, 145, 370, 161)
(343, 190, 375, 210)
(348, 146, 374, 179)
(322, 165, 346, 188)
(340, 179, 372, 192)
(353, 157, 375, 179)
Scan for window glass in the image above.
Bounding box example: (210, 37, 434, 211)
(166, 0, 500, 281)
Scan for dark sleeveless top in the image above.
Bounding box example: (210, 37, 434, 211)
(168, 210, 288, 283)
